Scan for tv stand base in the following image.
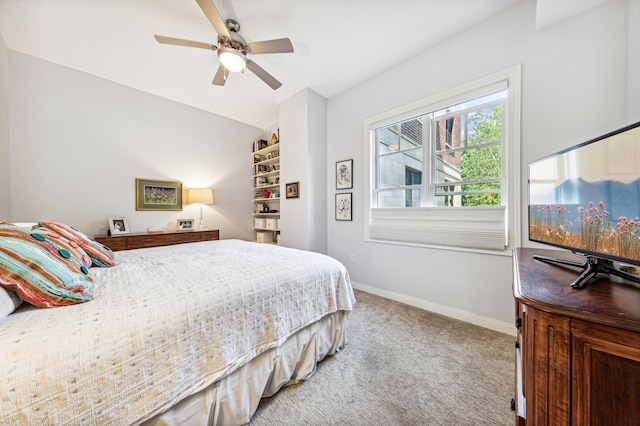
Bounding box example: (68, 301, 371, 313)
(533, 254, 640, 288)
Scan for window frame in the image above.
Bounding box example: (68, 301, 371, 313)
(363, 65, 521, 254)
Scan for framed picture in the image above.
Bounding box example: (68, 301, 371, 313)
(177, 219, 194, 231)
(336, 159, 353, 190)
(136, 178, 183, 211)
(286, 182, 299, 199)
(109, 217, 130, 235)
(335, 193, 352, 221)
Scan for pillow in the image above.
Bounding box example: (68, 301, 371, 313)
(31, 228, 92, 270)
(0, 286, 22, 320)
(0, 223, 94, 308)
(11, 222, 38, 229)
(37, 222, 115, 267)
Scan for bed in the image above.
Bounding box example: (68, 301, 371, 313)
(0, 231, 355, 425)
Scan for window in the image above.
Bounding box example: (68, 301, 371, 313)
(374, 93, 505, 209)
(364, 65, 521, 252)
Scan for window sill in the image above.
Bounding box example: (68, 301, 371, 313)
(364, 235, 513, 257)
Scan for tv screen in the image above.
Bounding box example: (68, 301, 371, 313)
(528, 121, 640, 286)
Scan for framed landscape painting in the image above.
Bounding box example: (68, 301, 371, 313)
(136, 178, 183, 211)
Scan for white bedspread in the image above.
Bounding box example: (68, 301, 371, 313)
(0, 240, 355, 425)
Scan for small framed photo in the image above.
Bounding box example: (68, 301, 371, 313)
(286, 182, 299, 199)
(109, 217, 130, 235)
(336, 159, 353, 190)
(177, 219, 194, 231)
(335, 193, 352, 221)
(136, 178, 183, 211)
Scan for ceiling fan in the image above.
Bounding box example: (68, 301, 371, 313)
(154, 0, 294, 90)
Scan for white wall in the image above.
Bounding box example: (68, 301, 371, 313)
(306, 90, 327, 254)
(279, 90, 308, 249)
(7, 51, 263, 238)
(279, 88, 327, 253)
(0, 34, 10, 219)
(326, 0, 633, 324)
(628, 0, 640, 122)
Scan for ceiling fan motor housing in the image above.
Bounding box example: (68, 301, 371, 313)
(218, 19, 247, 55)
(226, 19, 241, 33)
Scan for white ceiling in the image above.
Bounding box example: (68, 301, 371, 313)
(0, 0, 601, 129)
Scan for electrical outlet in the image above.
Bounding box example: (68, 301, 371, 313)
(349, 254, 356, 263)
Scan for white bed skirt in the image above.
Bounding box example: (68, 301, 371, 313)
(142, 310, 347, 426)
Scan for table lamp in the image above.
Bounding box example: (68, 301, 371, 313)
(187, 188, 214, 230)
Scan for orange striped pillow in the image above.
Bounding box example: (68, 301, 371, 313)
(38, 222, 115, 267)
(31, 228, 93, 270)
(0, 224, 94, 308)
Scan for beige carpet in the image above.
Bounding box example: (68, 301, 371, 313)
(249, 290, 515, 426)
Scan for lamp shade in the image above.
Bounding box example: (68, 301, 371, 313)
(187, 188, 214, 204)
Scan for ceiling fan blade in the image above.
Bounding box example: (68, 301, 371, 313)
(196, 0, 230, 39)
(212, 64, 227, 86)
(247, 38, 294, 55)
(246, 60, 282, 90)
(154, 35, 216, 51)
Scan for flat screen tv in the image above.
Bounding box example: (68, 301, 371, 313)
(528, 121, 640, 288)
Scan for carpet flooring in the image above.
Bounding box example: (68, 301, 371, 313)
(249, 290, 515, 426)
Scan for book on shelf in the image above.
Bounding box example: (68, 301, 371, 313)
(252, 139, 269, 152)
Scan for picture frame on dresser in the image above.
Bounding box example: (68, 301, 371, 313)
(177, 219, 195, 231)
(135, 178, 183, 211)
(109, 217, 130, 235)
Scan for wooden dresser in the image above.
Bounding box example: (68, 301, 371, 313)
(513, 248, 640, 425)
(94, 229, 219, 251)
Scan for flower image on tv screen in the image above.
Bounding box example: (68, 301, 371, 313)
(528, 121, 640, 265)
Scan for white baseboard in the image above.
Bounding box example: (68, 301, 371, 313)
(351, 281, 515, 336)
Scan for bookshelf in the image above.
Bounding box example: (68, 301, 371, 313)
(252, 138, 280, 244)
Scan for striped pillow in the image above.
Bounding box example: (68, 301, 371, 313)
(31, 228, 93, 271)
(0, 224, 94, 308)
(38, 222, 115, 267)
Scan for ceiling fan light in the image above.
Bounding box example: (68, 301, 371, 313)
(218, 48, 246, 73)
